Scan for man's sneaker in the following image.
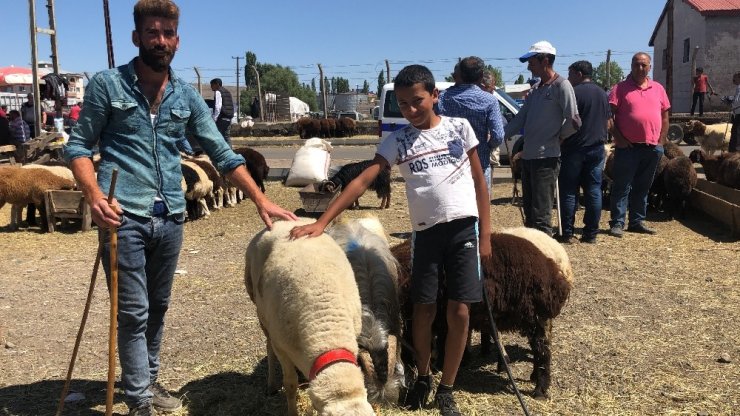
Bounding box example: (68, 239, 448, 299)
(556, 234, 577, 244)
(149, 382, 182, 413)
(627, 222, 657, 235)
(404, 376, 431, 410)
(435, 390, 463, 416)
(128, 404, 153, 416)
(609, 226, 624, 238)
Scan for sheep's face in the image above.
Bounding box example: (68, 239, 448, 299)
(357, 334, 405, 405)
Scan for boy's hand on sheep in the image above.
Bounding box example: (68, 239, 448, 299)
(289, 222, 325, 240)
(90, 196, 123, 229)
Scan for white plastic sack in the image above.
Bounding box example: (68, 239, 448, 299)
(284, 138, 333, 187)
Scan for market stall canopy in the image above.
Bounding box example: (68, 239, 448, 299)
(0, 66, 34, 86)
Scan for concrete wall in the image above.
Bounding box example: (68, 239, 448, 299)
(652, 0, 740, 113)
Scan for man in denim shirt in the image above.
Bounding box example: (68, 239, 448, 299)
(437, 57, 505, 195)
(63, 1, 296, 415)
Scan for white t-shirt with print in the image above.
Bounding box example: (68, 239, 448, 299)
(376, 116, 479, 231)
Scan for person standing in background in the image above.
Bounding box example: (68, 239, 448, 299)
(210, 77, 234, 147)
(559, 60, 610, 244)
(690, 67, 715, 116)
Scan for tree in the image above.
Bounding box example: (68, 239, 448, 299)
(336, 77, 350, 93)
(237, 60, 318, 112)
(330, 77, 337, 94)
(311, 78, 316, 92)
(593, 61, 624, 90)
(377, 70, 385, 96)
(244, 51, 257, 87)
(362, 80, 369, 94)
(515, 74, 525, 84)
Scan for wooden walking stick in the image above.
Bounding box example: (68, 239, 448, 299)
(56, 169, 118, 416)
(106, 170, 120, 415)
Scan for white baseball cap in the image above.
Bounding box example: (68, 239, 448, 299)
(519, 41, 557, 62)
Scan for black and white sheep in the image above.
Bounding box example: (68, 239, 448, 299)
(391, 227, 574, 399)
(320, 160, 392, 209)
(244, 219, 375, 416)
(685, 120, 731, 155)
(328, 216, 404, 406)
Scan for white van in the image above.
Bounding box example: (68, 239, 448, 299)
(377, 82, 521, 163)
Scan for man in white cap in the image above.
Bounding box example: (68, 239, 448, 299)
(504, 40, 580, 237)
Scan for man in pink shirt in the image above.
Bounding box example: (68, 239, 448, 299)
(608, 52, 670, 237)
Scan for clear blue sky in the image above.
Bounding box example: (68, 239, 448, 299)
(3, 0, 666, 89)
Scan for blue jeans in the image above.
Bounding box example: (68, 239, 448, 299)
(101, 211, 185, 408)
(521, 157, 560, 236)
(609, 145, 663, 229)
(558, 145, 605, 239)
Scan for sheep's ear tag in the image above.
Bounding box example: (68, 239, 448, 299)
(346, 239, 360, 253)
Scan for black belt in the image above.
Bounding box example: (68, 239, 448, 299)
(152, 200, 168, 217)
(631, 142, 656, 148)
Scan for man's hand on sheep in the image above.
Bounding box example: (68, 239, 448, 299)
(289, 222, 326, 239)
(90, 196, 123, 229)
(255, 199, 299, 230)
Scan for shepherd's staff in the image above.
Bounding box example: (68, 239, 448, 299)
(55, 169, 118, 416)
(105, 171, 119, 415)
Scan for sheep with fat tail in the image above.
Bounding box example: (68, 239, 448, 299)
(0, 166, 75, 230)
(328, 216, 404, 406)
(391, 226, 574, 399)
(245, 218, 375, 416)
(685, 120, 731, 155)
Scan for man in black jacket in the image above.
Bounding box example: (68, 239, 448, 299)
(210, 78, 234, 147)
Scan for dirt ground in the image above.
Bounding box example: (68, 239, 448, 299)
(1, 176, 738, 416)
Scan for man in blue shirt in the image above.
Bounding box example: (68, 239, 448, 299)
(64, 1, 296, 414)
(438, 56, 505, 194)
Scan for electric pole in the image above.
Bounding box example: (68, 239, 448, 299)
(232, 56, 241, 119)
(385, 59, 390, 84)
(318, 63, 327, 118)
(605, 49, 612, 88)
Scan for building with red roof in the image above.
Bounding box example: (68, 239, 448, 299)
(649, 0, 740, 113)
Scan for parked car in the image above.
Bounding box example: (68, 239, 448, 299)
(378, 82, 521, 164)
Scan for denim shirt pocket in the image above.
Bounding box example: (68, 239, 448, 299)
(110, 100, 139, 134)
(168, 108, 191, 138)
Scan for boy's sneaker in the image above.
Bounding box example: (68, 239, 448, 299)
(435, 390, 463, 416)
(149, 382, 182, 413)
(128, 404, 153, 416)
(404, 376, 431, 410)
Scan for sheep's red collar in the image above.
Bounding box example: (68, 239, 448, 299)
(309, 348, 357, 381)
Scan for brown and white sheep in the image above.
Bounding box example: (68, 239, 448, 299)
(187, 155, 225, 210)
(245, 219, 375, 416)
(328, 217, 404, 406)
(685, 120, 731, 155)
(391, 227, 574, 399)
(180, 160, 213, 220)
(0, 166, 75, 230)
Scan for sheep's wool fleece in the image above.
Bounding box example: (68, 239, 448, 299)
(245, 219, 363, 374)
(500, 227, 574, 284)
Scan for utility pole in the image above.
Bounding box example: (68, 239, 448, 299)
(251, 65, 263, 120)
(666, 0, 674, 109)
(318, 63, 327, 119)
(232, 56, 241, 120)
(193, 67, 202, 95)
(385, 59, 391, 83)
(605, 49, 612, 88)
(102, 0, 115, 69)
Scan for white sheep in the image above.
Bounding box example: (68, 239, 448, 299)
(245, 219, 375, 416)
(328, 216, 404, 405)
(685, 120, 731, 155)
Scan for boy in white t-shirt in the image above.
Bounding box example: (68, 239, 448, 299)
(290, 64, 491, 416)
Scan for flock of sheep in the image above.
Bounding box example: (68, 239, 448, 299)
(295, 117, 358, 140)
(245, 215, 574, 414)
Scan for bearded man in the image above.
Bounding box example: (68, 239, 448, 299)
(63, 1, 296, 414)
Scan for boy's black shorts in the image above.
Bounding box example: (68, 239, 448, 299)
(410, 216, 482, 304)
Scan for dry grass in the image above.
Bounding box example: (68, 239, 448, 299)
(0, 174, 738, 416)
